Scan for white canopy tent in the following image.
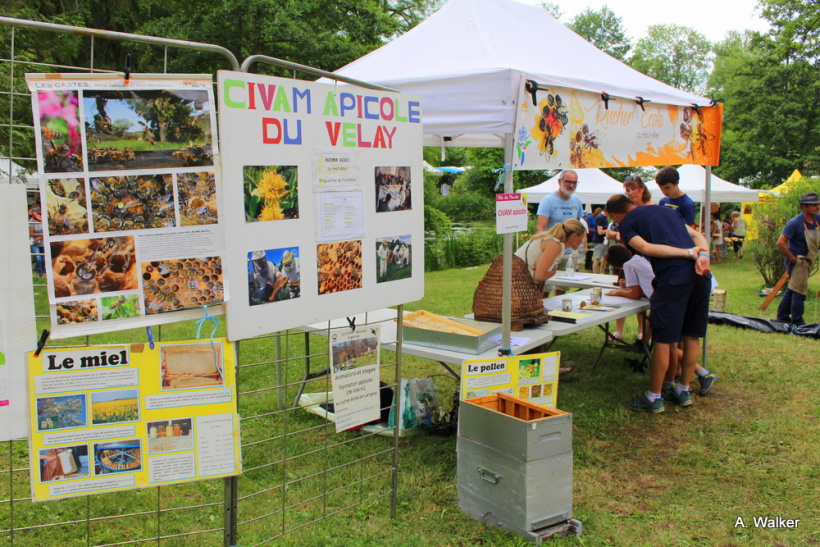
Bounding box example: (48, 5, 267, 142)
(518, 169, 625, 206)
(330, 0, 710, 148)
(672, 164, 760, 203)
(331, 0, 719, 354)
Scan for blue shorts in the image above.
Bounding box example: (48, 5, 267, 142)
(649, 273, 711, 344)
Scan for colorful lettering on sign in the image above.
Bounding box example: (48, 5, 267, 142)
(322, 92, 420, 123)
(223, 79, 311, 113)
(325, 123, 397, 148)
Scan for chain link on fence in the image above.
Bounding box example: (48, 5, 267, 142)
(1, 17, 403, 546)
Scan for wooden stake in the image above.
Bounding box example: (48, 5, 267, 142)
(759, 271, 790, 311)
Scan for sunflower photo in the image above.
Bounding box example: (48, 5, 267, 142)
(243, 165, 299, 222)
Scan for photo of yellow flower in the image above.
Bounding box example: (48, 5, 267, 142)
(243, 165, 298, 222)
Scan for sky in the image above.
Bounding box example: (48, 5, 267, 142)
(518, 0, 771, 43)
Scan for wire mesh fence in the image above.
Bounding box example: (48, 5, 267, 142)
(1, 17, 402, 546)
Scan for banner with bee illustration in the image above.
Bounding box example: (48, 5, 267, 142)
(26, 74, 229, 338)
(27, 340, 240, 502)
(218, 72, 424, 340)
(513, 80, 722, 171)
(461, 351, 561, 408)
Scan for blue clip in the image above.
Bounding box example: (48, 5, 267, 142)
(492, 164, 511, 191)
(146, 326, 154, 350)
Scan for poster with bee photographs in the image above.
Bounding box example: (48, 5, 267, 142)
(461, 351, 561, 409)
(26, 74, 228, 339)
(27, 340, 241, 501)
(218, 71, 424, 340)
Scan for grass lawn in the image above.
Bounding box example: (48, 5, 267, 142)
(8, 256, 819, 546)
(276, 255, 820, 546)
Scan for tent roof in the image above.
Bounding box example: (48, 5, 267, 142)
(518, 169, 624, 205)
(671, 165, 760, 203)
(331, 0, 711, 147)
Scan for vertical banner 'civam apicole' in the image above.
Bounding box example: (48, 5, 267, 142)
(217, 71, 424, 341)
(513, 81, 722, 171)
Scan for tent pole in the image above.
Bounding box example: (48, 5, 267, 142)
(500, 133, 515, 354)
(702, 165, 712, 372)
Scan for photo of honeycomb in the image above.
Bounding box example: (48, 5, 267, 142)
(178, 171, 218, 226)
(141, 256, 224, 314)
(317, 240, 362, 295)
(56, 299, 98, 324)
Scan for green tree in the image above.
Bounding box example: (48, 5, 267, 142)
(746, 176, 818, 286)
(567, 5, 631, 61)
(708, 26, 820, 185)
(538, 1, 563, 20)
(630, 24, 712, 94)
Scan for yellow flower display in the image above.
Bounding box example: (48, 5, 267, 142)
(259, 201, 284, 221)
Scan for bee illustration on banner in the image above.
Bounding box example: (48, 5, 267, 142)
(534, 93, 569, 158)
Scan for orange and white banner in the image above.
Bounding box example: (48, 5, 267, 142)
(514, 82, 722, 170)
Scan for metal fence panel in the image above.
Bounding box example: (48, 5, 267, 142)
(1, 17, 402, 546)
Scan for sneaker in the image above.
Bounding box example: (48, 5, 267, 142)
(697, 372, 718, 396)
(662, 386, 693, 407)
(629, 391, 664, 413)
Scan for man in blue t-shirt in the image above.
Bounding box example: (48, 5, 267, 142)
(655, 166, 696, 228)
(776, 192, 820, 326)
(536, 170, 586, 276)
(606, 194, 712, 413)
(536, 170, 585, 232)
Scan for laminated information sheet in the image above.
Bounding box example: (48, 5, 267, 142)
(461, 351, 560, 408)
(27, 340, 240, 501)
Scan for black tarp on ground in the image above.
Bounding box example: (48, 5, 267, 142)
(708, 311, 820, 339)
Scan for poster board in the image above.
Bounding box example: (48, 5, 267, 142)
(329, 326, 381, 432)
(461, 351, 560, 408)
(27, 340, 240, 502)
(217, 72, 424, 340)
(513, 81, 723, 170)
(0, 185, 36, 441)
(25, 74, 227, 339)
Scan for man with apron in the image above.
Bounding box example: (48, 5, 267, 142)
(776, 192, 820, 327)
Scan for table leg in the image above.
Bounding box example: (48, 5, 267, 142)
(437, 361, 460, 381)
(590, 321, 611, 371)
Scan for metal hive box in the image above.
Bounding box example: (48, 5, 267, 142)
(457, 394, 575, 540)
(458, 393, 572, 461)
(400, 311, 502, 354)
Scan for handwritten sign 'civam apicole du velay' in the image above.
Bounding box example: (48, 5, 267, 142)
(221, 79, 421, 149)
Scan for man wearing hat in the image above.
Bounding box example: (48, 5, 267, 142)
(249, 249, 282, 305)
(278, 250, 301, 298)
(776, 192, 820, 327)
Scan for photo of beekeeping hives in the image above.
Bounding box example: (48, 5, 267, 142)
(45, 178, 88, 235)
(93, 439, 142, 475)
(50, 236, 138, 298)
(160, 342, 224, 390)
(178, 171, 218, 226)
(56, 299, 98, 324)
(90, 174, 175, 232)
(316, 240, 363, 295)
(141, 257, 224, 314)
